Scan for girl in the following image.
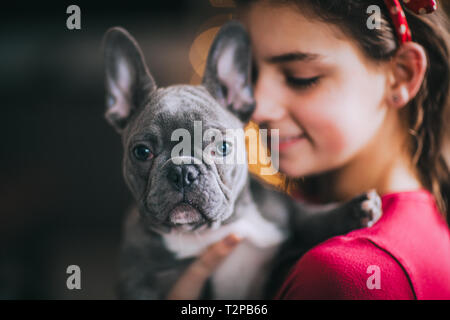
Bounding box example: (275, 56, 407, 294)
(168, 0, 450, 299)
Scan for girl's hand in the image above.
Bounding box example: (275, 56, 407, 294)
(166, 234, 242, 300)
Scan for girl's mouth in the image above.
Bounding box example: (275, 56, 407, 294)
(278, 135, 306, 152)
(266, 133, 307, 153)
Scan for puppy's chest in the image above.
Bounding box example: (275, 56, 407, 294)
(161, 212, 287, 299)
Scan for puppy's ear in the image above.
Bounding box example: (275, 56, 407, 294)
(202, 21, 255, 123)
(103, 27, 156, 132)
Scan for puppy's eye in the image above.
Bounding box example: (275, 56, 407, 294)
(216, 141, 232, 156)
(133, 145, 153, 161)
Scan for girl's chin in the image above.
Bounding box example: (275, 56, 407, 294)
(278, 154, 330, 178)
(278, 158, 312, 178)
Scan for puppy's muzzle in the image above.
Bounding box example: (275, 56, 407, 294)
(167, 163, 201, 191)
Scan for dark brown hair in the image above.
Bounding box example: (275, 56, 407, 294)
(235, 0, 450, 222)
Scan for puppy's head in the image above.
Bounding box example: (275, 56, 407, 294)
(103, 22, 255, 233)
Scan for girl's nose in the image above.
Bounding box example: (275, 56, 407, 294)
(252, 75, 287, 124)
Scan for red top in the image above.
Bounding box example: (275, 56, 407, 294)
(275, 189, 450, 300)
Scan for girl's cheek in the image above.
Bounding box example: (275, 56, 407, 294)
(296, 98, 361, 163)
(293, 93, 347, 153)
(310, 116, 349, 164)
(312, 103, 384, 165)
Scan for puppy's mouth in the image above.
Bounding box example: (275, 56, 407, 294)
(166, 203, 207, 230)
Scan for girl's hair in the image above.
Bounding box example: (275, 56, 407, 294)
(236, 0, 450, 223)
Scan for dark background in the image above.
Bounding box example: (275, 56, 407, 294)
(0, 0, 234, 299)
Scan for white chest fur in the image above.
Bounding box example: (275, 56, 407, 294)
(161, 211, 287, 299)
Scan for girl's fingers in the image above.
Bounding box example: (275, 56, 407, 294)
(166, 234, 242, 300)
(192, 234, 242, 275)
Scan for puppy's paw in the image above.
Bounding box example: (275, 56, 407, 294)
(358, 189, 382, 228)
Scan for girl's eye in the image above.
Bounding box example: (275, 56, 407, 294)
(133, 145, 153, 161)
(286, 76, 320, 90)
(216, 141, 232, 156)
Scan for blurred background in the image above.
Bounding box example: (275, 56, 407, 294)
(1, 1, 450, 300)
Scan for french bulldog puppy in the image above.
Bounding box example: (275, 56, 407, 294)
(103, 22, 382, 299)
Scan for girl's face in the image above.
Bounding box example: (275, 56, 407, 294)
(242, 3, 391, 177)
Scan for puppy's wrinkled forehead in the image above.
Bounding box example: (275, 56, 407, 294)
(134, 85, 243, 137)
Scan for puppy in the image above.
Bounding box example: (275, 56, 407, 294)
(102, 22, 382, 299)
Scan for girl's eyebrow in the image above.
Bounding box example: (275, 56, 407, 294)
(265, 51, 322, 64)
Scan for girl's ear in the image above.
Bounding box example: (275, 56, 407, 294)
(387, 42, 427, 108)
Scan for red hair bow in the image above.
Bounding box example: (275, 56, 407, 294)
(383, 0, 438, 43)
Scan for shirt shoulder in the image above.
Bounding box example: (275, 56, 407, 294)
(275, 236, 415, 299)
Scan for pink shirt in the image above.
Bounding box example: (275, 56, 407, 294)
(275, 189, 450, 299)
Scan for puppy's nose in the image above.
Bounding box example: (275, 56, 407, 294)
(167, 165, 200, 191)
